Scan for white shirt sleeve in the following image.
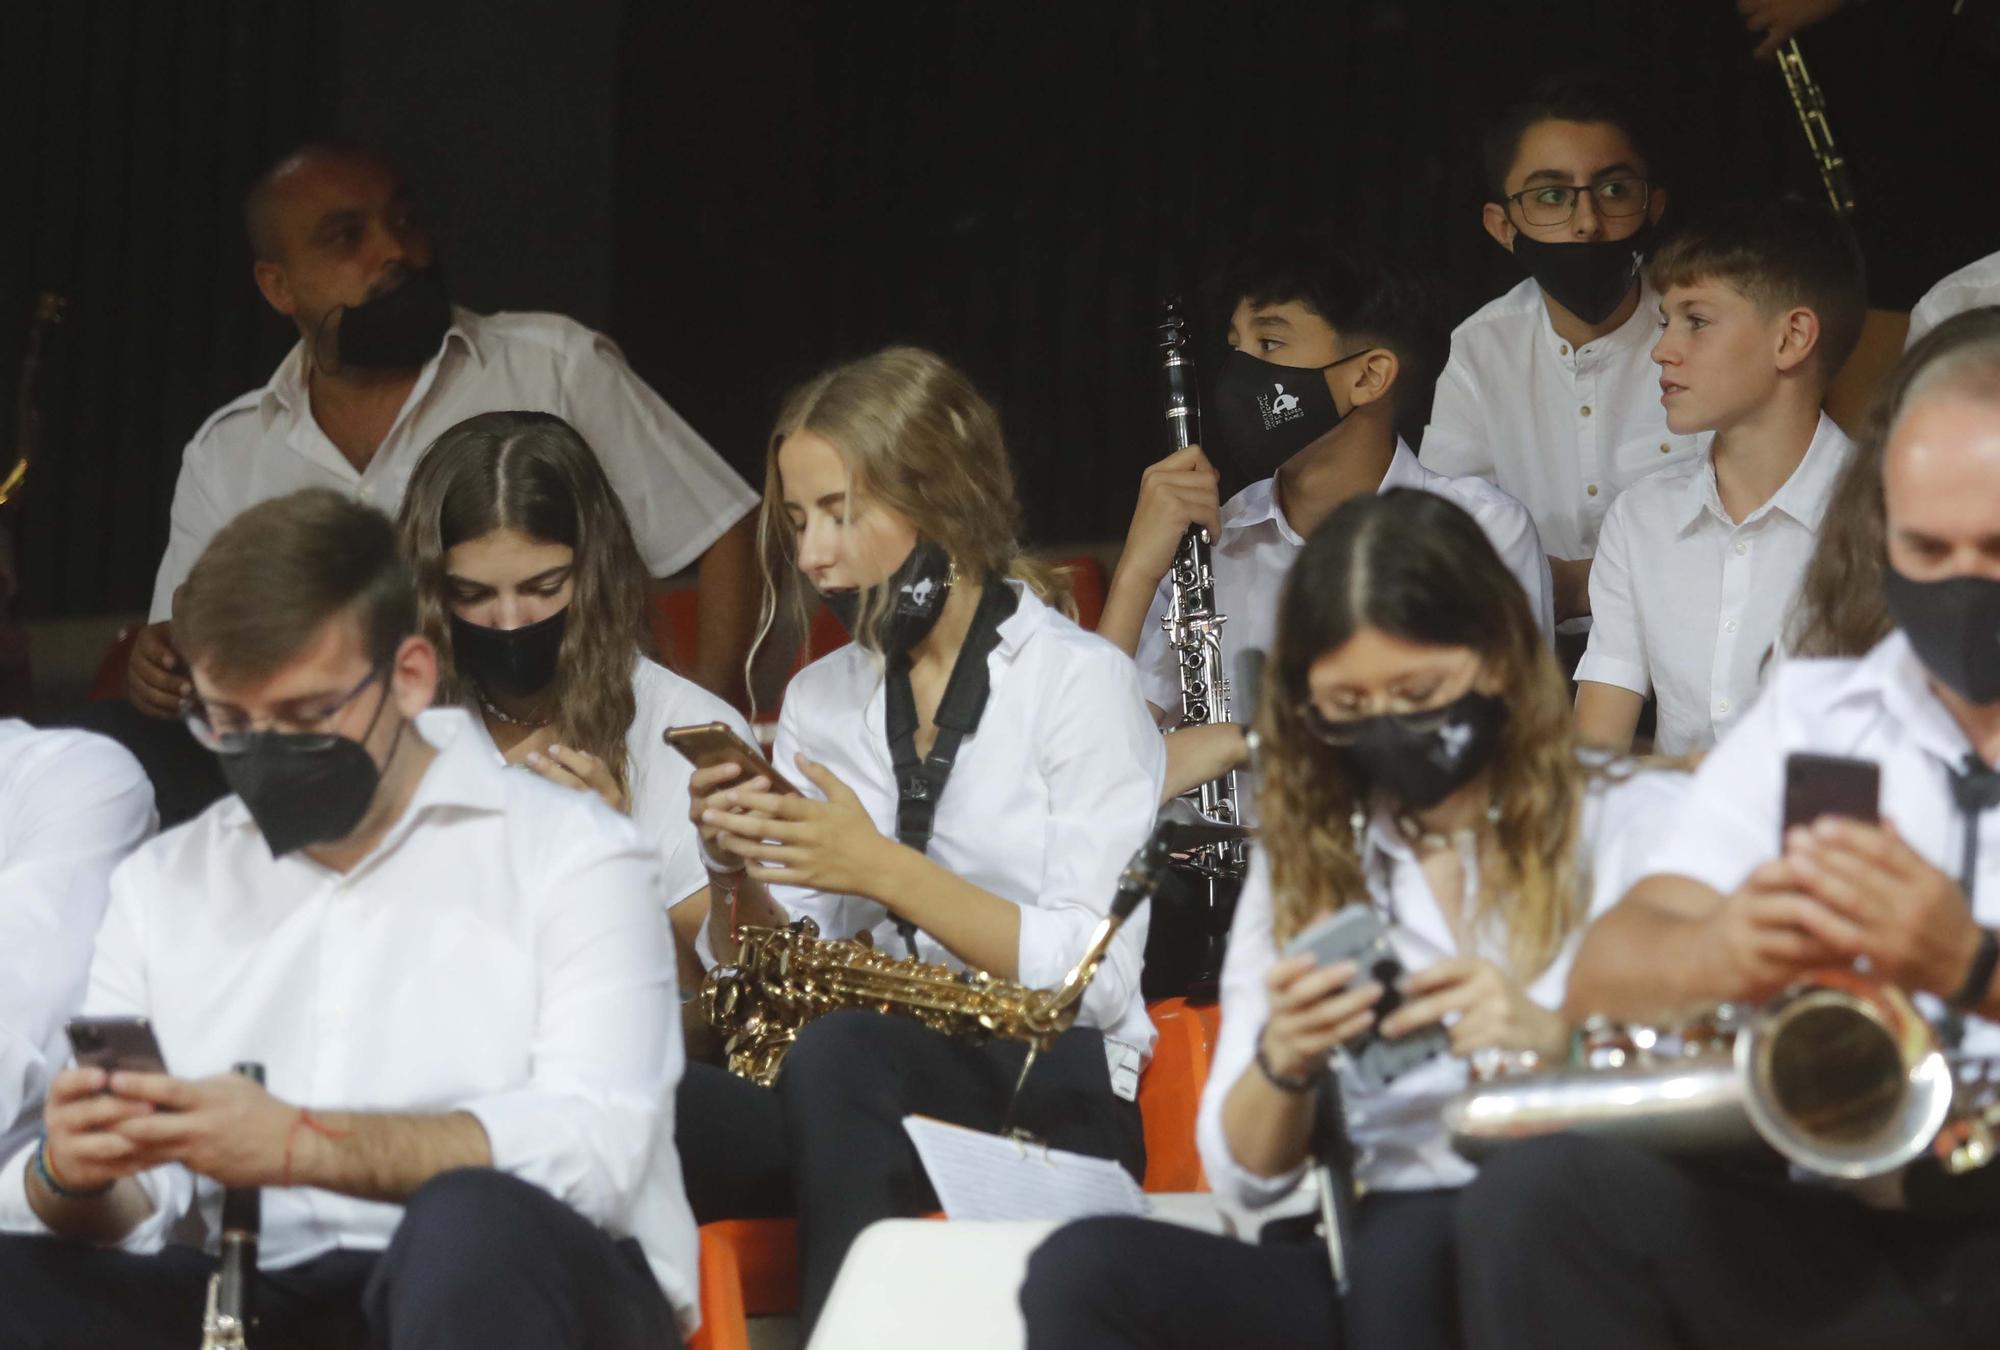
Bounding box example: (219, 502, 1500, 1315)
(1573, 496, 1650, 695)
(1419, 352, 1494, 482)
(1012, 646, 1165, 1027)
(1130, 573, 1177, 717)
(1637, 677, 1791, 894)
(149, 442, 232, 622)
(555, 334, 757, 579)
(0, 734, 155, 1139)
(461, 805, 679, 1227)
(1477, 495, 1555, 637)
(1194, 849, 1307, 1209)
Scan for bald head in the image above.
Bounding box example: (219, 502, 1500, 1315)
(1882, 327, 2000, 586)
(244, 145, 407, 263)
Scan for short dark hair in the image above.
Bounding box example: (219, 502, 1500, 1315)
(1647, 196, 1868, 383)
(176, 488, 415, 686)
(1207, 230, 1446, 426)
(1481, 73, 1657, 199)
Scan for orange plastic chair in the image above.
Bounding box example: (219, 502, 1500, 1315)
(688, 1217, 798, 1350)
(1051, 554, 1108, 632)
(648, 587, 701, 675)
(1138, 996, 1217, 1192)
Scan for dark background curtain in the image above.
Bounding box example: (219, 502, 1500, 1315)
(3, 0, 1994, 621)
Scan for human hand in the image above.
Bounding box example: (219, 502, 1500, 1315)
(1739, 0, 1848, 60)
(702, 755, 892, 896)
(127, 621, 191, 719)
(108, 1071, 296, 1189)
(688, 760, 767, 872)
(39, 1067, 157, 1194)
(1256, 953, 1384, 1083)
(1699, 857, 1851, 1002)
(1115, 445, 1222, 591)
(525, 742, 629, 815)
(1784, 818, 1986, 999)
(1381, 956, 1567, 1059)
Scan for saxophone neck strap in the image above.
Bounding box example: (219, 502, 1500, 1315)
(884, 579, 1015, 954)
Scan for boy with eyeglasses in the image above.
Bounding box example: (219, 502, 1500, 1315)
(1423, 74, 1701, 633)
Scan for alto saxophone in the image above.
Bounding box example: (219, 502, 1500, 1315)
(702, 833, 1173, 1086)
(201, 1063, 264, 1349)
(1445, 971, 2000, 1182)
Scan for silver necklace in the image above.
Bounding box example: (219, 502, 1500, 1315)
(478, 694, 551, 729)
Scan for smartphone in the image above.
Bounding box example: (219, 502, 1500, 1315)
(664, 722, 800, 796)
(1282, 905, 1447, 1090)
(1781, 752, 1881, 837)
(66, 1016, 168, 1076)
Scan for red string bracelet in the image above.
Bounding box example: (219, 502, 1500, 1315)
(281, 1108, 352, 1189)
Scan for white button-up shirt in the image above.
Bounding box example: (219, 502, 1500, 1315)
(1576, 413, 1853, 755)
(1906, 250, 2000, 349)
(1196, 766, 1688, 1208)
(762, 582, 1164, 1096)
(470, 657, 755, 910)
(149, 309, 758, 620)
(1422, 278, 1702, 562)
(1135, 440, 1554, 726)
(1641, 632, 2000, 1065)
(0, 723, 155, 1163)
(0, 709, 700, 1333)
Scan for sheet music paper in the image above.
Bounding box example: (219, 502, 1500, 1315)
(903, 1115, 1150, 1223)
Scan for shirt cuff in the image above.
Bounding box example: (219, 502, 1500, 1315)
(462, 1090, 632, 1228)
(0, 1141, 44, 1236)
(1572, 651, 1648, 696)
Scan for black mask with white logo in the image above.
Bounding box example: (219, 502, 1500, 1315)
(450, 607, 568, 701)
(218, 685, 400, 858)
(1309, 690, 1509, 813)
(1882, 566, 2000, 706)
(1509, 224, 1652, 327)
(1210, 347, 1372, 481)
(322, 264, 452, 372)
(822, 538, 955, 656)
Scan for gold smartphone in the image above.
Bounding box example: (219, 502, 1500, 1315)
(664, 722, 800, 796)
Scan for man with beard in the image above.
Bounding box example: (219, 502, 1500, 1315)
(129, 144, 757, 732)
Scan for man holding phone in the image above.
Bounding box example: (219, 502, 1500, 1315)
(1455, 316, 2000, 1348)
(0, 490, 696, 1350)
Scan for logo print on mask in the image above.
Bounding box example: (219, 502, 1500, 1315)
(1259, 383, 1305, 430)
(1435, 720, 1474, 765)
(907, 576, 940, 609)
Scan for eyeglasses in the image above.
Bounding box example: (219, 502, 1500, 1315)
(185, 666, 385, 754)
(1299, 698, 1463, 747)
(1503, 178, 1652, 228)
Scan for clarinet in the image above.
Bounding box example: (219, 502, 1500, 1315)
(1144, 300, 1248, 1000)
(1776, 37, 1856, 217)
(200, 1062, 264, 1350)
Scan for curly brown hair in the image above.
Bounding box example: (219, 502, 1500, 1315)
(1790, 307, 2000, 659)
(751, 346, 1072, 681)
(1256, 490, 1587, 979)
(397, 411, 651, 793)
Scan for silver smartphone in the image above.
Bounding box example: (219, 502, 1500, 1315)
(1283, 906, 1447, 1090)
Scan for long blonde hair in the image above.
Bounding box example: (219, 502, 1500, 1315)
(1792, 307, 2000, 658)
(751, 346, 1072, 680)
(398, 411, 650, 792)
(1257, 490, 1586, 979)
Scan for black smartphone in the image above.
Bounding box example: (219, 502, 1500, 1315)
(1282, 905, 1448, 1090)
(664, 722, 800, 796)
(66, 1016, 168, 1076)
(1781, 752, 1881, 838)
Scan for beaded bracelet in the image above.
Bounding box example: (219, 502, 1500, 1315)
(1254, 1028, 1315, 1094)
(31, 1134, 111, 1201)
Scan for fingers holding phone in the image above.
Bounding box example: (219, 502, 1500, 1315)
(1258, 954, 1383, 1083)
(40, 1066, 154, 1193)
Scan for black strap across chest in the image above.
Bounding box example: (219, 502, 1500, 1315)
(882, 579, 1016, 955)
(1939, 755, 2000, 1047)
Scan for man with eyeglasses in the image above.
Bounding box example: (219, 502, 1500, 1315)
(1423, 74, 1700, 643)
(0, 489, 698, 1349)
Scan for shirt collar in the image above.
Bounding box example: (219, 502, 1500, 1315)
(1539, 277, 1662, 367)
(1674, 413, 1850, 535)
(257, 307, 484, 432)
(1376, 438, 1425, 493)
(1827, 630, 1981, 766)
(1221, 437, 1420, 546)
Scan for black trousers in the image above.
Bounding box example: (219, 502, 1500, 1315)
(675, 1008, 1146, 1337)
(1019, 1189, 1461, 1350)
(1456, 1134, 2000, 1350)
(0, 1169, 681, 1350)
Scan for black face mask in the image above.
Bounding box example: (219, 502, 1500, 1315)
(1210, 347, 1371, 482)
(822, 538, 955, 656)
(450, 607, 568, 701)
(1882, 567, 2000, 706)
(324, 264, 452, 372)
(1509, 223, 1652, 327)
(218, 685, 400, 858)
(1311, 690, 1509, 813)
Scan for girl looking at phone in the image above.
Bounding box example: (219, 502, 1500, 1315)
(398, 410, 755, 986)
(679, 346, 1163, 1337)
(1020, 490, 1685, 1350)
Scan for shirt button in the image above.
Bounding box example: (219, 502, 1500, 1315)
(1725, 619, 1739, 633)
(1559, 344, 1570, 356)
(1717, 699, 1732, 714)
(1659, 442, 1672, 454)
(1580, 405, 1593, 418)
(1586, 484, 1599, 496)
(1734, 541, 1748, 556)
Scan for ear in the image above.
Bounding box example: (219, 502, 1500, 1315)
(1646, 184, 1669, 226)
(1343, 348, 1401, 410)
(389, 634, 440, 719)
(1481, 201, 1516, 253)
(1773, 306, 1822, 375)
(253, 260, 296, 317)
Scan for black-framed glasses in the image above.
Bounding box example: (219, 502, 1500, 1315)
(1299, 698, 1463, 747)
(185, 665, 385, 754)
(1503, 177, 1652, 228)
